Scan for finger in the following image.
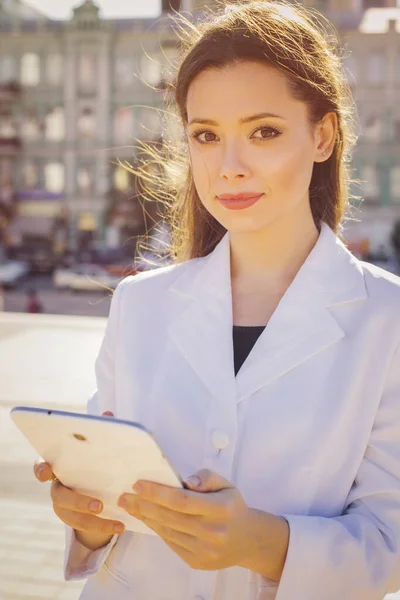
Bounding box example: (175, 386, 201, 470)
(34, 461, 53, 482)
(162, 539, 198, 568)
(131, 483, 216, 516)
(138, 514, 198, 555)
(186, 469, 234, 493)
(51, 480, 104, 516)
(119, 495, 206, 537)
(53, 505, 125, 535)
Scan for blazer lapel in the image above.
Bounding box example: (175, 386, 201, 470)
(168, 232, 237, 404)
(235, 283, 345, 402)
(168, 224, 367, 404)
(235, 224, 367, 401)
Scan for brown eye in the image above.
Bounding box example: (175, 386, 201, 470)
(203, 132, 216, 142)
(260, 128, 273, 138)
(190, 129, 218, 144)
(252, 126, 282, 140)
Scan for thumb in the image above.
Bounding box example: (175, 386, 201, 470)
(185, 469, 234, 493)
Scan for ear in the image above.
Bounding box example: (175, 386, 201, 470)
(314, 112, 338, 163)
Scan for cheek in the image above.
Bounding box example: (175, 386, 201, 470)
(189, 145, 218, 193)
(288, 150, 315, 193)
(264, 146, 315, 194)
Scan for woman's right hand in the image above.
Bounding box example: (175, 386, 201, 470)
(33, 411, 126, 551)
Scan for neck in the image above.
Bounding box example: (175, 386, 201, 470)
(229, 206, 320, 291)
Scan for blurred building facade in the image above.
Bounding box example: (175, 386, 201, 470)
(0, 0, 399, 259)
(0, 0, 179, 258)
(339, 8, 400, 256)
(302, 0, 400, 255)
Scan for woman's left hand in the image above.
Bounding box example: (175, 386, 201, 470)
(117, 469, 256, 571)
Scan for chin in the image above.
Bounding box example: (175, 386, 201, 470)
(203, 198, 276, 234)
(214, 213, 277, 235)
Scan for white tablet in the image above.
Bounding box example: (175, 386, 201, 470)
(10, 406, 184, 535)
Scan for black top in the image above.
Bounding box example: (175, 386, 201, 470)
(233, 325, 266, 376)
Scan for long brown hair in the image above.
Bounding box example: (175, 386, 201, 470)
(125, 0, 357, 264)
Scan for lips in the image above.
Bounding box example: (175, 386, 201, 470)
(217, 193, 264, 211)
(217, 193, 263, 201)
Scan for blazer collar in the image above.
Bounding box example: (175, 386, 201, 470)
(168, 223, 367, 403)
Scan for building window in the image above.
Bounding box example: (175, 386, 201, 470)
(21, 108, 41, 141)
(367, 51, 386, 86)
(114, 164, 131, 191)
(114, 107, 135, 143)
(78, 105, 96, 138)
(79, 48, 97, 90)
(391, 166, 400, 202)
(115, 56, 134, 88)
(21, 53, 40, 87)
(363, 113, 382, 142)
(160, 45, 179, 86)
(397, 52, 400, 84)
(363, 0, 385, 8)
(22, 160, 40, 188)
(0, 159, 13, 186)
(0, 159, 13, 207)
(343, 55, 358, 88)
(45, 107, 65, 142)
(0, 56, 16, 83)
(0, 117, 16, 138)
(139, 53, 162, 87)
(381, 108, 396, 143)
(361, 165, 379, 201)
(137, 107, 161, 141)
(44, 163, 64, 194)
(46, 53, 64, 86)
(77, 164, 95, 196)
(311, 0, 329, 12)
(161, 0, 181, 11)
(395, 120, 400, 143)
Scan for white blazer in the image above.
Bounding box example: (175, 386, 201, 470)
(64, 223, 400, 600)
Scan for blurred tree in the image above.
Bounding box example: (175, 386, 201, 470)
(391, 220, 400, 269)
(162, 0, 181, 11)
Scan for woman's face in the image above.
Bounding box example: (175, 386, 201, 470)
(186, 61, 334, 233)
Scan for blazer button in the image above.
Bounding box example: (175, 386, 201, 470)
(212, 430, 230, 450)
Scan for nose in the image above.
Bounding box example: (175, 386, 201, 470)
(219, 143, 250, 181)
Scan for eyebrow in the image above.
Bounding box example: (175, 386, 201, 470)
(187, 112, 286, 126)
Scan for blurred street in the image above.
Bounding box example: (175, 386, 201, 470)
(3, 274, 111, 318)
(0, 312, 106, 600)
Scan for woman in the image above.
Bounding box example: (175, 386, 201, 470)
(34, 1, 400, 599)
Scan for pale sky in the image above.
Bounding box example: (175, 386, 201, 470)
(25, 0, 161, 20)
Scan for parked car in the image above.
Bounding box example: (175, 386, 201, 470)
(0, 260, 30, 288)
(53, 265, 80, 290)
(79, 246, 139, 278)
(9, 243, 57, 274)
(69, 264, 122, 292)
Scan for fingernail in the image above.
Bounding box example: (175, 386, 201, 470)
(118, 497, 128, 508)
(36, 464, 45, 476)
(114, 523, 125, 534)
(185, 475, 201, 488)
(89, 500, 102, 513)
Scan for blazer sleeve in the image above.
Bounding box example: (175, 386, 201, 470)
(64, 278, 131, 581)
(274, 340, 400, 600)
